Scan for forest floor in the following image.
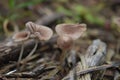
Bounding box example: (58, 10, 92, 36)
(0, 0, 120, 80)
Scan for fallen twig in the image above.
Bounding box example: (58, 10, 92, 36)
(63, 61, 120, 80)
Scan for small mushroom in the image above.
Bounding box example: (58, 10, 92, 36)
(12, 31, 30, 42)
(57, 36, 73, 50)
(25, 21, 53, 58)
(12, 31, 30, 70)
(26, 21, 53, 41)
(55, 23, 87, 68)
(55, 23, 87, 40)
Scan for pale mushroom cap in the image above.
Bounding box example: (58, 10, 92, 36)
(25, 21, 53, 41)
(12, 31, 30, 42)
(55, 23, 87, 40)
(57, 36, 73, 50)
(34, 26, 53, 40)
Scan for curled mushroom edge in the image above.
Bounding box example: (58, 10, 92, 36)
(12, 31, 30, 42)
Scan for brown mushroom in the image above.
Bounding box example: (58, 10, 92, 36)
(55, 23, 87, 69)
(24, 21, 53, 59)
(55, 23, 86, 40)
(12, 31, 30, 42)
(12, 31, 30, 70)
(17, 21, 53, 70)
(26, 21, 53, 41)
(57, 36, 73, 50)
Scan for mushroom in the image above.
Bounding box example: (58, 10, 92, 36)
(55, 23, 87, 67)
(26, 21, 53, 40)
(12, 31, 30, 70)
(12, 31, 30, 42)
(57, 35, 73, 51)
(55, 23, 86, 40)
(25, 21, 53, 58)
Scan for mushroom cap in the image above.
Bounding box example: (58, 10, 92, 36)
(55, 23, 87, 40)
(12, 31, 30, 42)
(26, 21, 53, 41)
(57, 36, 73, 50)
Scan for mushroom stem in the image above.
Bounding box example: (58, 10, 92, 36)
(57, 50, 68, 77)
(26, 40, 38, 58)
(19, 40, 38, 71)
(59, 50, 67, 67)
(17, 41, 24, 71)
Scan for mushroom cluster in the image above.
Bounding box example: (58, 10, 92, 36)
(12, 21, 87, 71)
(12, 21, 53, 70)
(13, 22, 53, 44)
